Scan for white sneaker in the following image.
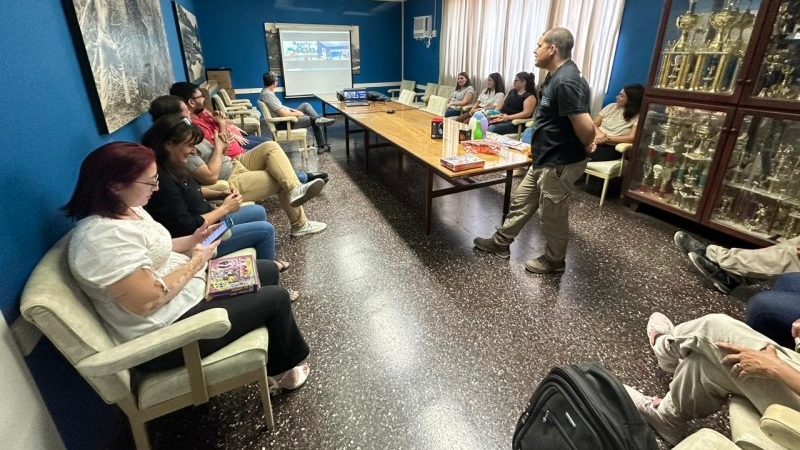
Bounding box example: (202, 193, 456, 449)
(315, 117, 335, 126)
(289, 179, 325, 207)
(290, 220, 327, 237)
(647, 312, 678, 373)
(624, 385, 688, 446)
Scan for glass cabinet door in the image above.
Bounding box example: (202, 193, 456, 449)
(653, 0, 762, 97)
(747, 0, 800, 105)
(628, 103, 728, 215)
(710, 113, 800, 240)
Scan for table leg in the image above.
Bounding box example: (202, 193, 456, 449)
(397, 152, 403, 178)
(364, 130, 370, 175)
(345, 117, 351, 158)
(425, 170, 434, 235)
(502, 169, 513, 221)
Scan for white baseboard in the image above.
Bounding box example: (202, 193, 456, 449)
(236, 81, 399, 95)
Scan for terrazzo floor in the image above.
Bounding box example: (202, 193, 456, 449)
(107, 121, 760, 449)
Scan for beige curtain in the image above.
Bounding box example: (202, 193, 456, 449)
(440, 0, 626, 114)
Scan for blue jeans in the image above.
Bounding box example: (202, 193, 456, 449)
(444, 107, 462, 117)
(746, 272, 800, 349)
(487, 121, 518, 135)
(216, 204, 276, 260)
(521, 127, 532, 145)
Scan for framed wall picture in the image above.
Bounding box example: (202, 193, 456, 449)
(63, 0, 174, 134)
(173, 2, 206, 85)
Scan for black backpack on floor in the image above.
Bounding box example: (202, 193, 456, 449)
(512, 362, 657, 450)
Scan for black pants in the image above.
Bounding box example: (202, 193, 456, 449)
(589, 144, 622, 162)
(139, 260, 309, 375)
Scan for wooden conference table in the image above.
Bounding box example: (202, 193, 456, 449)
(317, 94, 532, 234)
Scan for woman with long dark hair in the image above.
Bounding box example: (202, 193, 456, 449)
(443, 72, 476, 117)
(141, 114, 283, 267)
(591, 83, 644, 161)
(487, 71, 538, 135)
(455, 72, 506, 123)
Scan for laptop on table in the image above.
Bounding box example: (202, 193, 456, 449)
(343, 88, 369, 107)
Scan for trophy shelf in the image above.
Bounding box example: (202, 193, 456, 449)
(625, 0, 800, 247)
(623, 100, 736, 223)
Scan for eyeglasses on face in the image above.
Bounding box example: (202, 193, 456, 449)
(133, 174, 160, 187)
(190, 94, 205, 101)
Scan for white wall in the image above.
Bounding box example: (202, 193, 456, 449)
(0, 313, 65, 450)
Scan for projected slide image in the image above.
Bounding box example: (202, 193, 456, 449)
(282, 41, 349, 61)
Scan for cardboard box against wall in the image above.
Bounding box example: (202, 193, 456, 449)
(205, 68, 237, 99)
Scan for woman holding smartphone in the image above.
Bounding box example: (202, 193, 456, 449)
(64, 142, 310, 389)
(142, 114, 287, 270)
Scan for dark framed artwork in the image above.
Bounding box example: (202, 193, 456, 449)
(63, 0, 174, 134)
(173, 2, 205, 85)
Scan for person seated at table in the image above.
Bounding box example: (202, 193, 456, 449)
(444, 72, 476, 117)
(487, 72, 537, 135)
(591, 83, 644, 161)
(455, 72, 506, 123)
(260, 71, 335, 155)
(63, 142, 310, 389)
(170, 82, 270, 159)
(625, 312, 800, 446)
(149, 95, 329, 185)
(142, 113, 328, 238)
(747, 273, 800, 350)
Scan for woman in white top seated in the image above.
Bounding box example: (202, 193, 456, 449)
(64, 142, 310, 391)
(455, 73, 506, 123)
(443, 72, 476, 117)
(591, 83, 644, 161)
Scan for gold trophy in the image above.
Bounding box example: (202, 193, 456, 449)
(708, 1, 739, 53)
(673, 0, 700, 52)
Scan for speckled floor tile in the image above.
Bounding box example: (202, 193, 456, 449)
(106, 122, 751, 449)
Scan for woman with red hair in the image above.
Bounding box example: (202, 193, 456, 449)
(64, 142, 310, 390)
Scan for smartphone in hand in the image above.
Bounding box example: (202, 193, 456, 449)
(202, 217, 234, 246)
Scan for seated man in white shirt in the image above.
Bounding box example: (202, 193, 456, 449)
(259, 71, 335, 155)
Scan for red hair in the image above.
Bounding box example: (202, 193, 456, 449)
(63, 142, 155, 219)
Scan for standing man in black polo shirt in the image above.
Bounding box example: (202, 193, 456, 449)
(474, 28, 595, 274)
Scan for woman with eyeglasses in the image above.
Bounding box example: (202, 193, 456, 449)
(591, 83, 644, 161)
(140, 115, 287, 271)
(64, 142, 311, 390)
(487, 72, 538, 135)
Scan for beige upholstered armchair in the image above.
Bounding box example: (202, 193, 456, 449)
(397, 89, 416, 106)
(415, 82, 438, 105)
(387, 79, 416, 99)
(420, 95, 448, 116)
(435, 85, 455, 102)
(20, 234, 274, 450)
(583, 143, 631, 206)
(219, 89, 253, 108)
(258, 100, 308, 149)
(504, 118, 534, 140)
(672, 398, 800, 450)
(212, 94, 261, 136)
(673, 338, 800, 450)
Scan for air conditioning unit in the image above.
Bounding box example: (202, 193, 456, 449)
(413, 15, 432, 39)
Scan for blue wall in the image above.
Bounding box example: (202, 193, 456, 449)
(603, 0, 665, 106)
(0, 0, 660, 446)
(192, 0, 402, 109)
(404, 0, 441, 85)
